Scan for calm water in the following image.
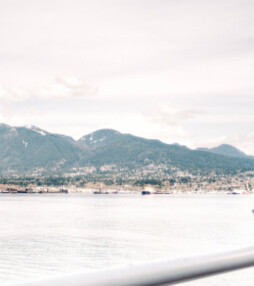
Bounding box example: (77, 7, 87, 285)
(0, 193, 254, 285)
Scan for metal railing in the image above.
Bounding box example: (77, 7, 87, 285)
(9, 246, 254, 286)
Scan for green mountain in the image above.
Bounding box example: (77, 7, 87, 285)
(78, 129, 254, 174)
(78, 129, 122, 149)
(197, 144, 248, 158)
(0, 125, 254, 176)
(0, 124, 86, 174)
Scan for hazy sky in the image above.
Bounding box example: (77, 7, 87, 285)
(1, 0, 254, 153)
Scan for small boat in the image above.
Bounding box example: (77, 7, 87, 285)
(93, 188, 109, 194)
(141, 191, 151, 195)
(38, 189, 48, 193)
(0, 190, 9, 194)
(59, 188, 68, 193)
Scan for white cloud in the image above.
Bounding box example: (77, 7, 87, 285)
(37, 76, 98, 99)
(247, 132, 254, 140)
(0, 76, 97, 103)
(196, 114, 254, 123)
(147, 104, 203, 127)
(0, 85, 29, 103)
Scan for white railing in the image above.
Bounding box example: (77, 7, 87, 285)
(9, 246, 254, 286)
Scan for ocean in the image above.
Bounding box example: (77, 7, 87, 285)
(0, 193, 254, 285)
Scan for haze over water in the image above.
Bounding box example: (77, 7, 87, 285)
(0, 194, 254, 285)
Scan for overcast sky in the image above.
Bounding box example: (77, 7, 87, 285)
(1, 0, 254, 153)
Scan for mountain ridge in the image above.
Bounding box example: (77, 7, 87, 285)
(0, 124, 253, 176)
(196, 144, 248, 158)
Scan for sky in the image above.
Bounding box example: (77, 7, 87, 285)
(0, 0, 254, 154)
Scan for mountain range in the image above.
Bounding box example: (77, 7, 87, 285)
(0, 123, 253, 176)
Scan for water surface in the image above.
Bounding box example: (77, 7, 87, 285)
(0, 193, 254, 285)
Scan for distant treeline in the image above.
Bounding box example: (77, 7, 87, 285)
(0, 175, 208, 188)
(0, 176, 85, 187)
